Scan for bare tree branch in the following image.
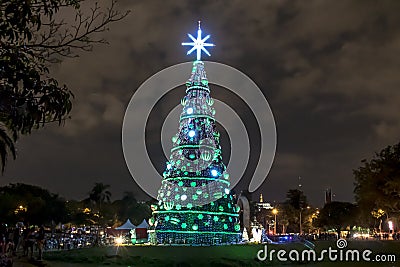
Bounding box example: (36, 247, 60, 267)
(21, 0, 130, 62)
(0, 0, 129, 171)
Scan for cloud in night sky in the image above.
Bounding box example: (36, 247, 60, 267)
(2, 0, 400, 205)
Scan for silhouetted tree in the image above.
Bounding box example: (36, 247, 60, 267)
(88, 182, 111, 215)
(354, 142, 400, 226)
(314, 201, 357, 237)
(0, 0, 129, 171)
(278, 203, 298, 233)
(0, 128, 15, 173)
(285, 189, 308, 210)
(113, 191, 152, 225)
(0, 183, 68, 224)
(283, 189, 310, 233)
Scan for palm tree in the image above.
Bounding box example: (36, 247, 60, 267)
(0, 126, 16, 173)
(88, 182, 111, 214)
(280, 218, 289, 234)
(285, 189, 308, 210)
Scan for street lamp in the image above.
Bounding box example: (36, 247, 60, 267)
(299, 206, 310, 235)
(272, 208, 278, 235)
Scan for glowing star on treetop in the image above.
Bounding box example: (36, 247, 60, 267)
(182, 21, 215, 61)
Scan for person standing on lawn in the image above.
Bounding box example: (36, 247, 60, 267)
(36, 226, 45, 261)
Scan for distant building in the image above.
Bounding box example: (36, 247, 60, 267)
(325, 188, 332, 204)
(256, 194, 273, 211)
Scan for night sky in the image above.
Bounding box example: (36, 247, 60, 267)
(2, 0, 400, 206)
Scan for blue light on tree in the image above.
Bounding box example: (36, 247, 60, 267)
(211, 169, 218, 177)
(188, 130, 196, 138)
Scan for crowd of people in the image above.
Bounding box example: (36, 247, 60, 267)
(372, 232, 400, 240)
(0, 222, 115, 266)
(0, 223, 45, 266)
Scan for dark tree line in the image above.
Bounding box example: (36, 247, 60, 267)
(0, 182, 152, 227)
(307, 142, 400, 235)
(314, 202, 357, 237)
(0, 183, 68, 224)
(254, 189, 315, 234)
(354, 141, 400, 230)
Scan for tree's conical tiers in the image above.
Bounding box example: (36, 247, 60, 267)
(150, 61, 241, 245)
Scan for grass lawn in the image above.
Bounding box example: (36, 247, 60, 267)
(40, 241, 400, 267)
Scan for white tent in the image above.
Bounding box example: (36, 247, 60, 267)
(115, 219, 136, 230)
(136, 219, 149, 229)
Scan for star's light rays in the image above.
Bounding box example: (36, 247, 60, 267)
(182, 21, 214, 61)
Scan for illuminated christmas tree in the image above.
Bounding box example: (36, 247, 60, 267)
(150, 22, 241, 245)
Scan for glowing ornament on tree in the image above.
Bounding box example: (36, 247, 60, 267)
(188, 130, 196, 138)
(201, 151, 212, 161)
(163, 202, 174, 210)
